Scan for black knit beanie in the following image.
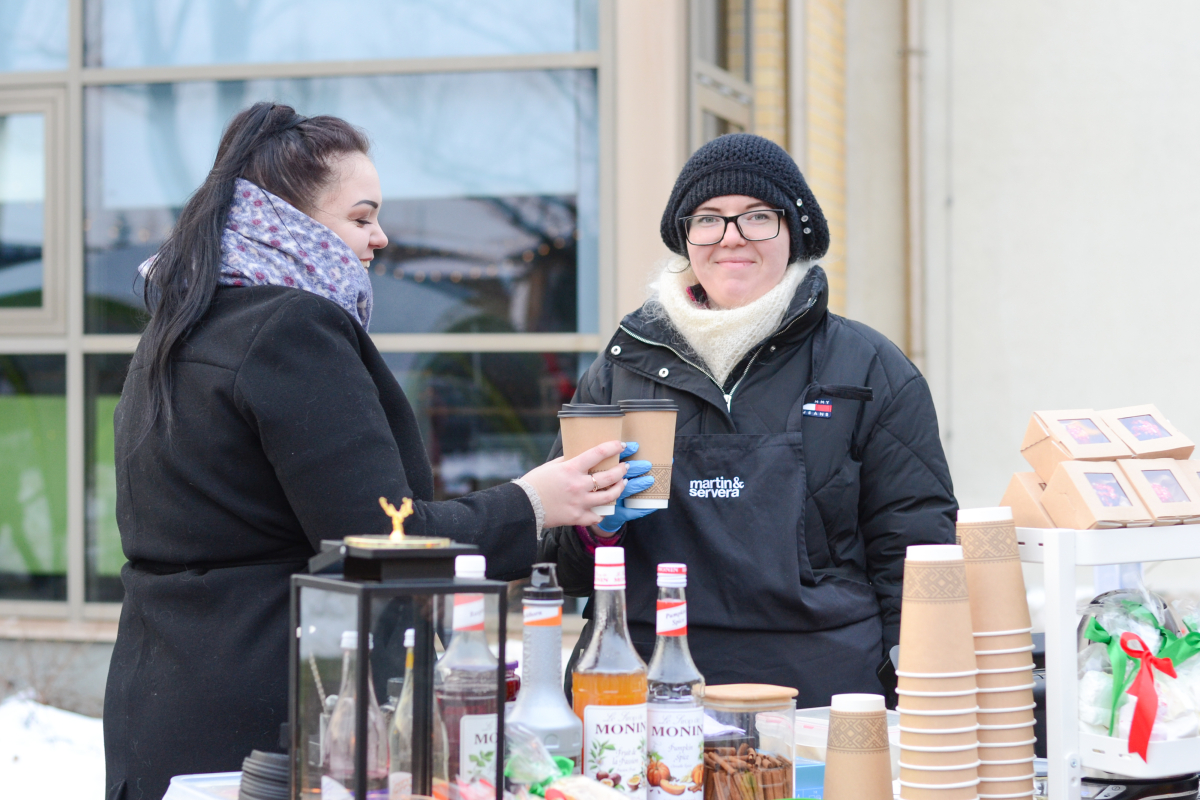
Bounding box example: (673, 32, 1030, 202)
(660, 133, 829, 263)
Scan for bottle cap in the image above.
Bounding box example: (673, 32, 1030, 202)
(657, 563, 687, 587)
(525, 563, 563, 602)
(403, 628, 415, 648)
(455, 554, 487, 578)
(595, 546, 624, 565)
(340, 630, 374, 650)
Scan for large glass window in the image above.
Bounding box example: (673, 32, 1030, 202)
(0, 111, 45, 308)
(384, 352, 591, 498)
(695, 0, 750, 82)
(85, 353, 132, 603)
(85, 70, 599, 334)
(86, 0, 598, 68)
(0, 355, 67, 601)
(0, 0, 69, 72)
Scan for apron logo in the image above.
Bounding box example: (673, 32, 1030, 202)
(688, 476, 744, 498)
(802, 399, 833, 418)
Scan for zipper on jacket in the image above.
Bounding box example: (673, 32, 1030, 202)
(617, 293, 818, 414)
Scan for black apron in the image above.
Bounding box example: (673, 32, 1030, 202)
(567, 319, 885, 706)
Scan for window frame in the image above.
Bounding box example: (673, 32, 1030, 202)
(0, 0, 616, 620)
(689, 0, 754, 151)
(0, 85, 69, 335)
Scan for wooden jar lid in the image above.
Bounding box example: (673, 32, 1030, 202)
(704, 683, 798, 710)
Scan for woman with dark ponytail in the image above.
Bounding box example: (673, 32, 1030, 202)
(105, 103, 636, 800)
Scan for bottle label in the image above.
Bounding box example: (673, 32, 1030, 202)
(595, 564, 626, 590)
(655, 600, 687, 636)
(388, 771, 412, 800)
(458, 713, 499, 782)
(583, 703, 648, 799)
(647, 705, 704, 800)
(453, 594, 486, 631)
(524, 604, 563, 627)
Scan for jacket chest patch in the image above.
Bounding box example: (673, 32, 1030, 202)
(688, 476, 744, 499)
(802, 399, 833, 418)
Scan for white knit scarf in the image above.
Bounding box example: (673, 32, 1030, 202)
(648, 255, 811, 386)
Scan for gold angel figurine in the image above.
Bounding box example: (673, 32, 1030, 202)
(379, 496, 414, 539)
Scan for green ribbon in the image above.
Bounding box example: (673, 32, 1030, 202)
(1159, 630, 1200, 670)
(1085, 618, 1135, 736)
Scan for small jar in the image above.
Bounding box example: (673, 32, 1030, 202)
(702, 684, 797, 800)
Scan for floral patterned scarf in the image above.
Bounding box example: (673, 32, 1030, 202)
(219, 178, 373, 328)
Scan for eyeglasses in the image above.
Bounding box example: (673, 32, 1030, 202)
(678, 208, 785, 246)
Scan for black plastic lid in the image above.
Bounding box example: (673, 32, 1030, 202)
(524, 562, 563, 601)
(618, 399, 679, 411)
(557, 403, 623, 418)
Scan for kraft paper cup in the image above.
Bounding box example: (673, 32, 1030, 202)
(975, 647, 1036, 670)
(617, 400, 677, 509)
(900, 727, 980, 748)
(976, 741, 1037, 763)
(973, 631, 1035, 654)
(978, 725, 1035, 746)
(976, 666, 1033, 691)
(900, 764, 980, 787)
(898, 546, 979, 675)
(896, 690, 979, 713)
(976, 708, 1035, 729)
(978, 758, 1035, 779)
(898, 742, 979, 769)
(956, 508, 1034, 636)
(977, 776, 1035, 797)
(898, 671, 979, 693)
(558, 404, 624, 516)
(899, 774, 981, 800)
(899, 709, 979, 730)
(823, 694, 893, 800)
(977, 684, 1035, 710)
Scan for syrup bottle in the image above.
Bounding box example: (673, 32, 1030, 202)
(435, 555, 499, 799)
(389, 628, 449, 799)
(324, 630, 389, 797)
(508, 563, 583, 767)
(572, 547, 648, 799)
(646, 564, 705, 800)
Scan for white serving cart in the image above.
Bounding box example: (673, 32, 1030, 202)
(1016, 525, 1200, 799)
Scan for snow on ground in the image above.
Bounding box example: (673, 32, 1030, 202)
(0, 691, 105, 799)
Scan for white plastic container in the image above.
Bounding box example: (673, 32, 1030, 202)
(161, 772, 242, 800)
(792, 705, 902, 780)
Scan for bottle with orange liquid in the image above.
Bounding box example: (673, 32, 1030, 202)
(573, 546, 648, 799)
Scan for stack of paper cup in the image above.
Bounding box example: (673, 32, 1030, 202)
(957, 508, 1036, 800)
(896, 545, 981, 800)
(823, 694, 893, 800)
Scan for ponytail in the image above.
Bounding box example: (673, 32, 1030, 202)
(138, 102, 369, 438)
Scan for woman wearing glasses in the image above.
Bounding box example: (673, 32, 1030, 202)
(540, 133, 958, 703)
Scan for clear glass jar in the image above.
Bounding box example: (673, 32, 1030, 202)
(702, 685, 797, 800)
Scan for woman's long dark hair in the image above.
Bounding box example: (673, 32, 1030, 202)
(139, 102, 369, 435)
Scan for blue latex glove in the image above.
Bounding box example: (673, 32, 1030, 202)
(597, 441, 660, 533)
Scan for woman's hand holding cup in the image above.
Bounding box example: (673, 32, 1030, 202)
(522, 440, 631, 528)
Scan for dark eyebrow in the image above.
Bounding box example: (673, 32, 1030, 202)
(353, 200, 379, 209)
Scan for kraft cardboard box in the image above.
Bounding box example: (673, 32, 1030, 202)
(1098, 404, 1195, 459)
(1041, 460, 1153, 529)
(1116, 459, 1200, 525)
(1000, 472, 1055, 528)
(1020, 409, 1132, 482)
(1182, 461, 1200, 504)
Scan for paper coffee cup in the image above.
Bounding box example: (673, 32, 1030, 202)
(977, 776, 1035, 797)
(899, 774, 980, 800)
(898, 673, 979, 693)
(898, 549, 979, 675)
(823, 695, 893, 800)
(899, 709, 979, 730)
(978, 758, 1035, 779)
(900, 728, 980, 748)
(896, 691, 979, 713)
(617, 399, 678, 509)
(974, 631, 1034, 653)
(558, 404, 624, 516)
(977, 685, 1035, 710)
(899, 744, 979, 769)
(900, 764, 980, 787)
(976, 666, 1033, 690)
(975, 647, 1036, 671)
(976, 741, 1037, 763)
(978, 724, 1035, 746)
(956, 509, 1034, 635)
(977, 708, 1035, 729)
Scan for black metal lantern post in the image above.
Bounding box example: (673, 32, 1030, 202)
(290, 540, 508, 800)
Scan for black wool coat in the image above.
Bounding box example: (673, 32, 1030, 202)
(105, 286, 537, 800)
(539, 267, 957, 700)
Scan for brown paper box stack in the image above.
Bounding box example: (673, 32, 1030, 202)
(956, 508, 1036, 800)
(1020, 409, 1131, 482)
(1098, 404, 1195, 460)
(822, 694, 893, 800)
(998, 473, 1054, 529)
(896, 545, 982, 800)
(1116, 458, 1200, 525)
(1040, 460, 1154, 529)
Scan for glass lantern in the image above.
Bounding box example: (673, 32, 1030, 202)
(290, 539, 508, 800)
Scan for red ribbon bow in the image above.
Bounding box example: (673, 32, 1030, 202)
(1120, 631, 1177, 761)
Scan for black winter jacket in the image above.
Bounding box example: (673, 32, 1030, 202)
(105, 286, 537, 800)
(539, 267, 956, 670)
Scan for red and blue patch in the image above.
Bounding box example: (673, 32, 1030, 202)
(802, 399, 833, 418)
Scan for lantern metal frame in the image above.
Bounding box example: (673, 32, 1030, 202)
(289, 542, 508, 800)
